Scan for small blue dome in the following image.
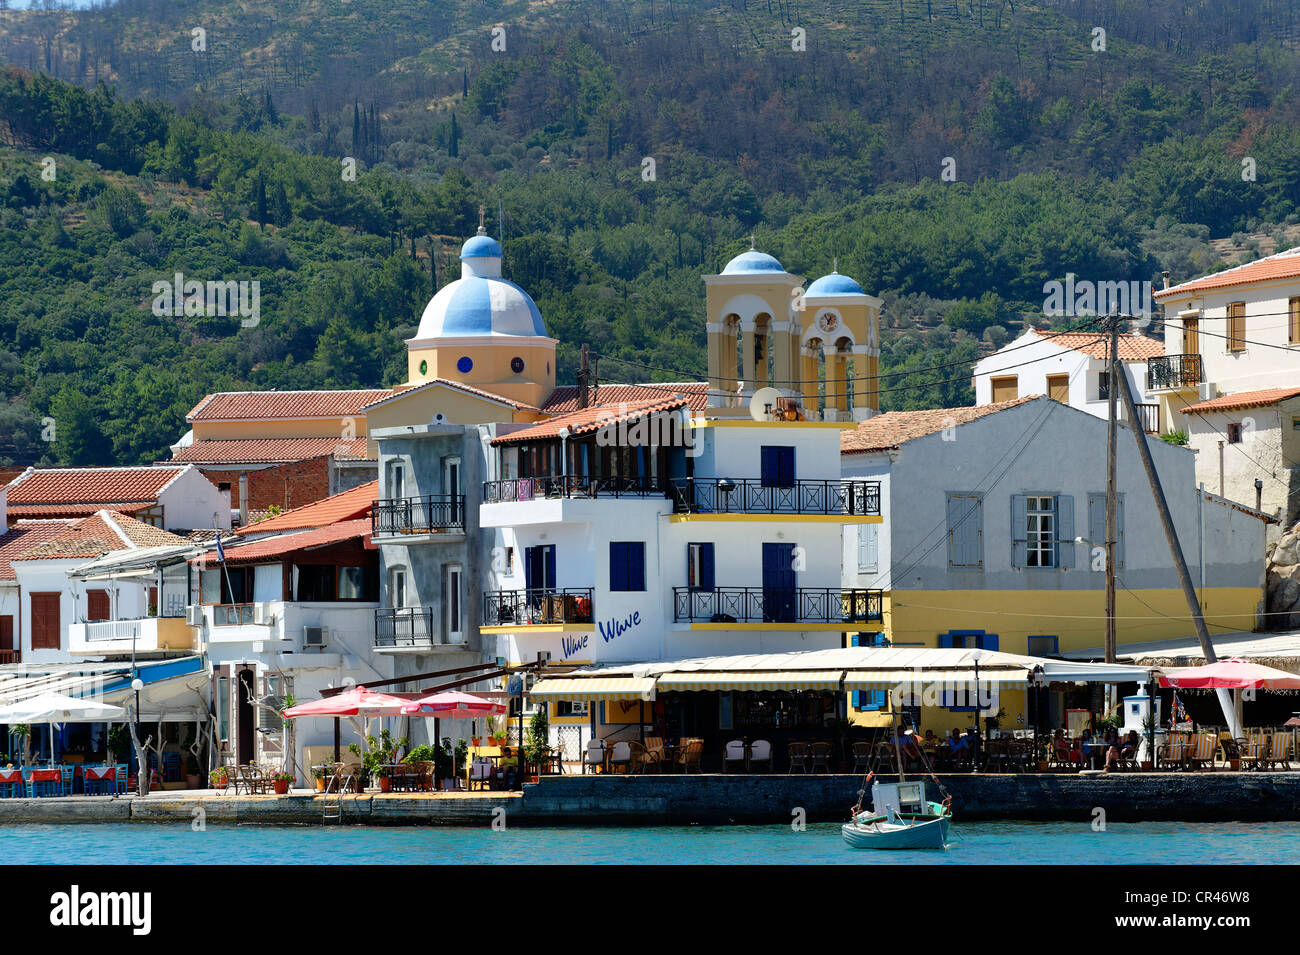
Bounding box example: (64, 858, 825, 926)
(461, 234, 503, 259)
(806, 272, 865, 296)
(722, 249, 785, 275)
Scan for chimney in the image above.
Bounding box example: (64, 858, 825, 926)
(1161, 270, 1170, 290)
(238, 472, 249, 526)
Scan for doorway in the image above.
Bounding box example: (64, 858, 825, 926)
(762, 542, 797, 623)
(236, 666, 255, 765)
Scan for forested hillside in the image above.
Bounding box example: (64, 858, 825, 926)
(2, 0, 1299, 467)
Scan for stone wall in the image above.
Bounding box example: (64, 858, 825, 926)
(1266, 521, 1300, 631)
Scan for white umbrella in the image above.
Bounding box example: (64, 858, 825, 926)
(0, 692, 126, 765)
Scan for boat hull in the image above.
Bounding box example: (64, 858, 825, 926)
(841, 813, 950, 850)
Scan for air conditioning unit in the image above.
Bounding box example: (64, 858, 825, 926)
(253, 603, 275, 626)
(303, 625, 329, 649)
(185, 605, 202, 627)
(1198, 382, 1217, 402)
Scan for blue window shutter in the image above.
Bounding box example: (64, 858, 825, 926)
(1010, 494, 1028, 568)
(980, 633, 999, 652)
(873, 631, 887, 647)
(871, 690, 886, 709)
(701, 543, 715, 590)
(610, 542, 627, 591)
(852, 690, 863, 709)
(938, 631, 953, 649)
(850, 633, 860, 648)
(545, 545, 556, 590)
(779, 446, 795, 486)
(1056, 494, 1074, 569)
(760, 446, 776, 487)
(630, 542, 645, 591)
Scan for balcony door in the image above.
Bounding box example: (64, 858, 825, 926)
(1182, 318, 1198, 355)
(444, 456, 461, 526)
(762, 542, 797, 623)
(524, 545, 556, 594)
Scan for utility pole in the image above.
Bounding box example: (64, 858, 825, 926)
(1104, 311, 1119, 664)
(578, 343, 590, 409)
(1111, 320, 1241, 738)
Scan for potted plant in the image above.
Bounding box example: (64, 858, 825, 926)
(184, 752, 202, 789)
(311, 763, 331, 792)
(270, 770, 293, 795)
(524, 708, 549, 781)
(1140, 714, 1157, 770)
(11, 724, 30, 766)
(210, 767, 230, 790)
(349, 729, 406, 793)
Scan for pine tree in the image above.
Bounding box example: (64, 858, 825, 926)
(449, 112, 459, 158)
(352, 102, 361, 154)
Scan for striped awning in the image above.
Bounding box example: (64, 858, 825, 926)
(529, 677, 656, 701)
(843, 667, 1032, 689)
(655, 670, 844, 692)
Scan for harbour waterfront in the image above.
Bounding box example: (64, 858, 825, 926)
(7, 820, 1300, 865)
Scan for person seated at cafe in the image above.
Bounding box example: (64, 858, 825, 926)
(1053, 728, 1081, 764)
(946, 728, 969, 763)
(1103, 730, 1140, 773)
(895, 727, 922, 765)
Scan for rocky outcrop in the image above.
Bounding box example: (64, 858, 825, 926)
(1266, 521, 1300, 630)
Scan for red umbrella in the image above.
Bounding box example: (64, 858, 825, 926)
(1159, 658, 1300, 690)
(400, 690, 506, 720)
(283, 686, 411, 718)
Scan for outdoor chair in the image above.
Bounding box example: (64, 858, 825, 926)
(582, 739, 606, 774)
(624, 741, 649, 774)
(676, 738, 703, 773)
(1265, 733, 1293, 771)
(850, 742, 872, 774)
(1047, 740, 1077, 772)
(609, 741, 633, 773)
(749, 739, 773, 772)
(468, 758, 493, 791)
(875, 741, 896, 769)
(809, 742, 833, 773)
(1187, 733, 1218, 771)
(1237, 734, 1265, 770)
(722, 739, 747, 773)
(787, 742, 810, 773)
(640, 738, 665, 773)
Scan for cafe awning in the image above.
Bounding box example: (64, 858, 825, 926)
(656, 670, 844, 692)
(529, 676, 657, 701)
(843, 667, 1032, 689)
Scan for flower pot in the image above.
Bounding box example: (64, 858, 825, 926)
(1229, 758, 1241, 771)
(1036, 761, 1049, 773)
(315, 777, 326, 792)
(185, 773, 201, 789)
(471, 737, 482, 747)
(1140, 761, 1153, 771)
(272, 779, 290, 795)
(379, 776, 392, 793)
(527, 774, 539, 784)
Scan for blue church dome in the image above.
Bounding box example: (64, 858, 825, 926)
(721, 249, 786, 275)
(805, 271, 866, 296)
(412, 231, 547, 339)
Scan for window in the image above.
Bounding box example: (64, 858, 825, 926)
(216, 676, 230, 743)
(1097, 372, 1110, 402)
(445, 565, 463, 641)
(990, 376, 1018, 402)
(86, 589, 110, 622)
(1227, 302, 1246, 352)
(555, 700, 588, 717)
(610, 542, 646, 592)
(1227, 423, 1243, 444)
(946, 493, 983, 569)
(1086, 492, 1125, 570)
(295, 565, 336, 601)
(134, 505, 163, 528)
(503, 547, 514, 572)
(389, 461, 406, 499)
(1011, 494, 1074, 570)
(857, 524, 879, 573)
(851, 633, 887, 710)
(524, 545, 556, 592)
(759, 446, 796, 487)
(338, 566, 365, 599)
(30, 593, 60, 650)
(200, 566, 254, 604)
(1028, 635, 1060, 656)
(687, 542, 715, 590)
(1291, 297, 1300, 345)
(939, 631, 999, 710)
(1046, 374, 1069, 403)
(391, 569, 407, 608)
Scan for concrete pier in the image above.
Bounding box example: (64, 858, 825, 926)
(0, 773, 1296, 826)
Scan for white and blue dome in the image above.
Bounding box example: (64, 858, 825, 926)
(413, 232, 547, 339)
(721, 249, 786, 275)
(806, 271, 866, 296)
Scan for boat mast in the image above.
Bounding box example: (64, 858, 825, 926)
(892, 691, 905, 779)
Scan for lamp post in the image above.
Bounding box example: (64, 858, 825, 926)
(558, 426, 571, 495)
(971, 648, 983, 773)
(131, 677, 144, 796)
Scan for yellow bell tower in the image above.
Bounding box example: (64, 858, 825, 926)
(797, 266, 881, 421)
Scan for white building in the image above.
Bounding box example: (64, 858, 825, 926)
(4, 465, 231, 532)
(972, 327, 1165, 434)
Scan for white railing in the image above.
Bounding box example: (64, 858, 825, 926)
(81, 619, 143, 643)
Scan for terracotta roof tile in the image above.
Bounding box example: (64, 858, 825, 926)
(186, 390, 391, 422)
(13, 511, 186, 562)
(233, 481, 377, 535)
(0, 521, 73, 579)
(1155, 246, 1300, 299)
(841, 396, 1041, 454)
(1180, 386, 1300, 415)
(541, 383, 709, 414)
(5, 502, 155, 519)
(4, 467, 186, 514)
(208, 519, 371, 564)
(492, 398, 691, 445)
(361, 378, 539, 413)
(171, 437, 372, 464)
(1040, 331, 1165, 361)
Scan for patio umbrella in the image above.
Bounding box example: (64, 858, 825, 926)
(399, 690, 506, 719)
(282, 687, 410, 718)
(1159, 658, 1300, 690)
(0, 692, 126, 765)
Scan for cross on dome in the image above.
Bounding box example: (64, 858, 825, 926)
(477, 204, 487, 235)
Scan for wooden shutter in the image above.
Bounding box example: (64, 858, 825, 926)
(991, 376, 1018, 402)
(1010, 494, 1028, 568)
(628, 542, 645, 591)
(0, 616, 12, 651)
(31, 593, 60, 650)
(699, 543, 714, 590)
(1182, 317, 1199, 355)
(1046, 374, 1069, 403)
(946, 493, 982, 568)
(86, 589, 110, 622)
(1227, 302, 1245, 352)
(1290, 298, 1300, 345)
(760, 446, 795, 487)
(1055, 495, 1075, 569)
(611, 542, 643, 591)
(857, 525, 878, 572)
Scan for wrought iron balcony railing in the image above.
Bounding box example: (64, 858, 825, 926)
(375, 607, 463, 648)
(1147, 354, 1204, 391)
(483, 588, 595, 626)
(670, 478, 881, 516)
(371, 495, 465, 535)
(673, 587, 883, 624)
(482, 476, 667, 503)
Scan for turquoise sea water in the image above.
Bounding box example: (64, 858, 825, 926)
(6, 820, 1300, 864)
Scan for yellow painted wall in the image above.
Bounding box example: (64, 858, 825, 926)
(407, 341, 556, 408)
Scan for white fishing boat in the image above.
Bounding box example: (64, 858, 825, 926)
(841, 778, 952, 850)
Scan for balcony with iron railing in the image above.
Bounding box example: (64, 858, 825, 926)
(371, 495, 466, 536)
(670, 478, 881, 517)
(673, 587, 884, 626)
(482, 588, 595, 629)
(482, 475, 667, 503)
(1147, 354, 1204, 392)
(374, 607, 465, 651)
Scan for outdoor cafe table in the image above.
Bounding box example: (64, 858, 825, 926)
(0, 767, 22, 797)
(82, 764, 117, 794)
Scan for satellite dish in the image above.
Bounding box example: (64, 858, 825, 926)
(750, 387, 783, 421)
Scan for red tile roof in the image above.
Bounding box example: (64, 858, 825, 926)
(1155, 246, 1300, 299)
(13, 511, 186, 562)
(5, 502, 157, 520)
(360, 378, 540, 413)
(841, 396, 1041, 454)
(541, 383, 709, 414)
(171, 437, 372, 464)
(233, 481, 377, 535)
(1180, 386, 1300, 415)
(209, 519, 371, 564)
(1040, 331, 1165, 361)
(186, 390, 392, 422)
(491, 397, 691, 445)
(5, 466, 186, 508)
(0, 521, 73, 579)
